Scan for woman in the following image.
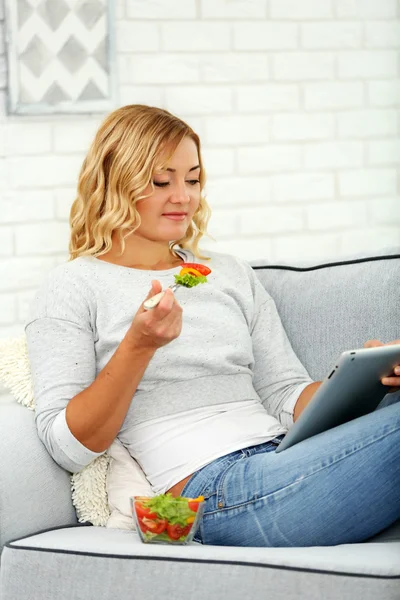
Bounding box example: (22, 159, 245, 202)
(25, 104, 400, 547)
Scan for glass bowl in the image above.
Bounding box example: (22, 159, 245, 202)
(131, 493, 205, 545)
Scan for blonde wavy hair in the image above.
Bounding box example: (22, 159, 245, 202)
(68, 105, 214, 263)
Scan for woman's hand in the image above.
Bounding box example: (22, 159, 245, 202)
(125, 280, 183, 351)
(364, 339, 400, 393)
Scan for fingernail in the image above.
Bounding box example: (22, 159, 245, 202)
(395, 367, 400, 374)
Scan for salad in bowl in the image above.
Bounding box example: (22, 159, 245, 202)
(131, 493, 205, 545)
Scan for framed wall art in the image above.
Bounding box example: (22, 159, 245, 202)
(4, 0, 116, 114)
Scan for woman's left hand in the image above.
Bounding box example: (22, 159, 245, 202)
(364, 339, 400, 393)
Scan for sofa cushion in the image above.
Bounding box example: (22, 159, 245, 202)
(0, 336, 111, 528)
(0, 401, 77, 553)
(251, 249, 400, 381)
(1, 524, 399, 600)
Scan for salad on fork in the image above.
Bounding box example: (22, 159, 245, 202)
(143, 263, 212, 310)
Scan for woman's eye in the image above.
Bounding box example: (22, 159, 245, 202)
(153, 181, 169, 187)
(153, 180, 199, 187)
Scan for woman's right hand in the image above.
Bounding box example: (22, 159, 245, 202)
(125, 280, 183, 351)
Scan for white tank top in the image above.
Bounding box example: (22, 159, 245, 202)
(127, 399, 289, 495)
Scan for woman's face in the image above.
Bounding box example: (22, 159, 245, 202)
(135, 136, 201, 241)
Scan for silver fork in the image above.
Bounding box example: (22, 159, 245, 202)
(143, 283, 182, 310)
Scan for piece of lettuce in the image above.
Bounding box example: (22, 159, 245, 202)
(174, 273, 207, 288)
(143, 493, 195, 527)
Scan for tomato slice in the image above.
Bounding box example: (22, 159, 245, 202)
(135, 502, 158, 520)
(142, 517, 168, 535)
(187, 496, 204, 513)
(166, 523, 192, 540)
(137, 517, 148, 533)
(182, 263, 212, 276)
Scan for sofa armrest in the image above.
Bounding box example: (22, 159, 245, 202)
(0, 400, 77, 553)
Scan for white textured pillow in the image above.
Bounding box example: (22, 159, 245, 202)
(0, 334, 153, 529)
(106, 438, 154, 530)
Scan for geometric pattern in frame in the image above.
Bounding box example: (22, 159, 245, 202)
(5, 0, 116, 114)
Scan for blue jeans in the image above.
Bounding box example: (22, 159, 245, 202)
(181, 396, 400, 547)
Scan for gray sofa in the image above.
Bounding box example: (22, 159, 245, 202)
(1, 247, 400, 600)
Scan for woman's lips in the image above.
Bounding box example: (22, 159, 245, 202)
(162, 214, 187, 220)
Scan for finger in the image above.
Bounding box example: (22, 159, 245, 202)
(364, 339, 383, 348)
(155, 288, 175, 315)
(143, 286, 153, 305)
(158, 290, 182, 324)
(140, 281, 163, 313)
(384, 340, 400, 346)
(147, 280, 162, 297)
(143, 281, 154, 302)
(381, 376, 400, 386)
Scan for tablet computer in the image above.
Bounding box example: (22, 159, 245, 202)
(275, 344, 400, 454)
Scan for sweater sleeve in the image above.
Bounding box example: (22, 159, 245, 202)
(25, 271, 105, 473)
(242, 260, 315, 429)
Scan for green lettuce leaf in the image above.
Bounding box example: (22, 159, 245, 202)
(143, 493, 195, 527)
(174, 273, 207, 288)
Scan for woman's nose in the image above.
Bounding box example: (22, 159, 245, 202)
(169, 183, 190, 203)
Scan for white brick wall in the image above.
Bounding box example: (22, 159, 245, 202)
(0, 0, 399, 348)
(335, 0, 397, 19)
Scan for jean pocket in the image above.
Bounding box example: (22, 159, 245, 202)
(215, 454, 247, 509)
(181, 473, 217, 502)
(184, 452, 245, 499)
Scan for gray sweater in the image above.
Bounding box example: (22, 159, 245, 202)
(25, 247, 314, 474)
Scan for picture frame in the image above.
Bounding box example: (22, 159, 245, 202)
(4, 0, 117, 115)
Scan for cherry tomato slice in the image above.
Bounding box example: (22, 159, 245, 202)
(138, 517, 148, 533)
(188, 501, 200, 513)
(167, 523, 192, 540)
(135, 502, 158, 520)
(142, 517, 168, 535)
